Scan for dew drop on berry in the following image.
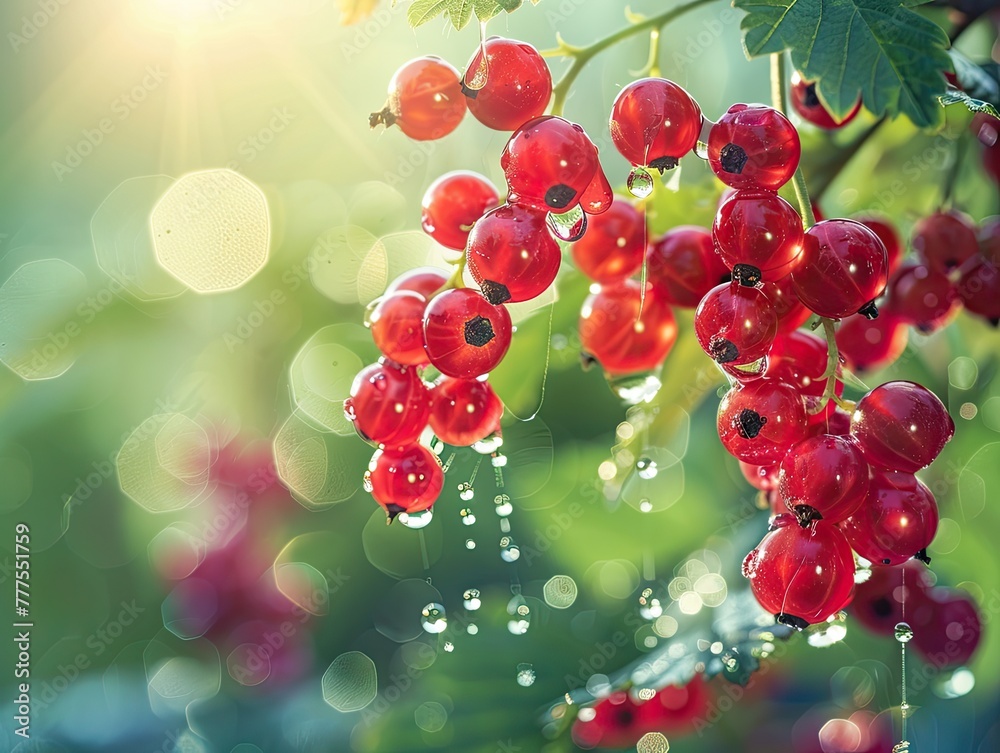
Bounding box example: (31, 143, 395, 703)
(398, 509, 434, 529)
(516, 663, 536, 686)
(894, 622, 914, 643)
(460, 508, 476, 525)
(464, 31, 490, 91)
(421, 603, 448, 633)
(495, 494, 513, 516)
(627, 166, 654, 199)
(463, 588, 482, 610)
(500, 535, 520, 561)
(547, 204, 588, 241)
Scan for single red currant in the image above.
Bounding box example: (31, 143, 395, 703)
(609, 78, 703, 170)
(779, 434, 870, 524)
(912, 589, 982, 667)
(370, 56, 466, 140)
(789, 71, 861, 129)
(386, 267, 448, 298)
(836, 312, 909, 373)
(713, 190, 805, 283)
(717, 379, 809, 464)
(420, 171, 500, 251)
(570, 199, 646, 284)
(957, 257, 1000, 325)
(694, 282, 778, 366)
(428, 376, 503, 446)
(912, 210, 979, 275)
(466, 203, 560, 304)
(761, 275, 812, 333)
(885, 262, 960, 333)
(855, 216, 903, 275)
(708, 104, 801, 191)
(369, 291, 429, 366)
(462, 37, 552, 131)
(366, 444, 443, 522)
(344, 361, 431, 446)
(849, 380, 955, 473)
(633, 676, 712, 734)
(740, 461, 779, 492)
(766, 330, 841, 419)
(423, 288, 512, 378)
(646, 226, 730, 308)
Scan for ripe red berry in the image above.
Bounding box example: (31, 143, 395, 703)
(742, 514, 856, 627)
(462, 37, 552, 131)
(850, 380, 954, 473)
(609, 77, 702, 170)
(778, 434, 869, 524)
(570, 199, 646, 284)
(386, 267, 448, 298)
(836, 312, 909, 373)
(420, 171, 500, 251)
(885, 262, 960, 333)
(646, 226, 730, 308)
(791, 219, 888, 319)
(579, 280, 678, 375)
(760, 275, 812, 333)
(708, 104, 801, 191)
(344, 360, 431, 446)
(370, 56, 466, 141)
(717, 379, 809, 464)
(766, 330, 841, 420)
(428, 376, 503, 446)
(957, 258, 1000, 325)
(789, 71, 861, 129)
(466, 203, 560, 304)
(855, 216, 903, 275)
(694, 282, 778, 366)
(634, 676, 712, 734)
(912, 588, 982, 667)
(840, 469, 939, 566)
(851, 561, 934, 637)
(366, 444, 443, 522)
(713, 190, 805, 283)
(740, 460, 779, 492)
(369, 291, 429, 366)
(423, 288, 512, 378)
(912, 210, 979, 275)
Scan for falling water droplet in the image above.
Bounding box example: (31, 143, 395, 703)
(491, 452, 508, 468)
(443, 641, 454, 653)
(460, 508, 476, 526)
(636, 457, 658, 480)
(463, 588, 482, 610)
(516, 663, 536, 687)
(546, 205, 588, 242)
(398, 509, 434, 529)
(894, 622, 914, 643)
(500, 536, 520, 562)
(421, 603, 448, 634)
(694, 140, 709, 160)
(627, 166, 654, 199)
(494, 494, 513, 517)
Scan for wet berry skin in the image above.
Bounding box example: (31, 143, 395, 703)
(646, 225, 730, 308)
(466, 203, 560, 304)
(766, 330, 842, 422)
(957, 257, 1000, 324)
(369, 291, 429, 366)
(855, 216, 903, 275)
(836, 312, 909, 373)
(717, 379, 809, 464)
(344, 360, 431, 447)
(370, 56, 466, 141)
(609, 77, 702, 170)
(366, 444, 443, 521)
(386, 267, 448, 298)
(570, 199, 646, 284)
(742, 514, 856, 627)
(912, 210, 979, 275)
(428, 376, 503, 447)
(694, 282, 778, 366)
(420, 171, 500, 251)
(713, 190, 805, 281)
(761, 275, 812, 333)
(790, 72, 861, 129)
(849, 380, 955, 473)
(708, 104, 801, 191)
(463, 37, 552, 131)
(423, 288, 512, 378)
(778, 434, 869, 524)
(885, 262, 960, 333)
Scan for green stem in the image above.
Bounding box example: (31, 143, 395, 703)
(544, 0, 718, 116)
(647, 29, 662, 79)
(770, 52, 816, 229)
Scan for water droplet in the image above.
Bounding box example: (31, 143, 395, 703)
(608, 371, 662, 404)
(546, 205, 588, 242)
(467, 623, 479, 635)
(494, 494, 513, 517)
(460, 508, 476, 526)
(636, 457, 658, 480)
(694, 140, 709, 160)
(900, 702, 910, 716)
(363, 297, 381, 328)
(627, 166, 654, 199)
(463, 21, 490, 91)
(500, 536, 520, 562)
(891, 743, 910, 753)
(639, 499, 653, 513)
(457, 482, 475, 501)
(806, 612, 848, 647)
(362, 471, 373, 493)
(639, 587, 663, 620)
(443, 641, 454, 653)
(471, 433, 503, 455)
(465, 539, 476, 549)
(515, 663, 536, 687)
(491, 452, 508, 468)
(894, 622, 914, 643)
(421, 603, 447, 634)
(430, 437, 445, 455)
(398, 509, 433, 529)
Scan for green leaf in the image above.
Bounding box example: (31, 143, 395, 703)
(948, 49, 1000, 105)
(734, 0, 952, 128)
(406, 0, 525, 29)
(406, 0, 450, 26)
(939, 89, 1000, 119)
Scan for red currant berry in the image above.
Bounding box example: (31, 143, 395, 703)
(579, 280, 678, 375)
(571, 692, 643, 750)
(386, 267, 448, 298)
(420, 171, 500, 251)
(500, 116, 601, 213)
(694, 282, 778, 366)
(885, 261, 959, 333)
(466, 203, 560, 304)
(344, 360, 431, 446)
(717, 379, 809, 464)
(366, 444, 443, 522)
(369, 291, 429, 366)
(713, 190, 805, 283)
(708, 104, 801, 191)
(912, 589, 982, 667)
(791, 219, 888, 319)
(957, 258, 1000, 325)
(849, 380, 955, 473)
(578, 166, 614, 215)
(789, 71, 861, 129)
(840, 469, 939, 566)
(851, 561, 934, 637)
(370, 56, 466, 141)
(609, 77, 702, 171)
(462, 37, 552, 131)
(428, 376, 503, 446)
(634, 676, 712, 734)
(836, 312, 909, 373)
(855, 216, 903, 275)
(742, 514, 856, 627)
(423, 288, 512, 378)
(779, 434, 869, 524)
(766, 330, 841, 419)
(912, 210, 979, 275)
(570, 199, 646, 283)
(646, 226, 730, 308)
(740, 460, 779, 492)
(760, 275, 812, 333)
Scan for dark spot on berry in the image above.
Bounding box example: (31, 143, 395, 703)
(544, 184, 576, 210)
(914, 548, 932, 565)
(775, 613, 809, 631)
(612, 707, 635, 726)
(460, 81, 479, 99)
(720, 143, 749, 174)
(369, 106, 396, 129)
(793, 504, 822, 527)
(858, 301, 879, 319)
(649, 156, 679, 172)
(385, 504, 405, 525)
(479, 280, 511, 305)
(872, 598, 893, 618)
(719, 271, 733, 285)
(882, 558, 891, 565)
(803, 83, 821, 108)
(579, 352, 598, 371)
(464, 315, 496, 347)
(732, 263, 762, 287)
(710, 337, 739, 364)
(734, 409, 767, 439)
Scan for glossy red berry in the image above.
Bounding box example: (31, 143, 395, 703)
(912, 589, 982, 667)
(836, 312, 909, 373)
(646, 226, 730, 308)
(344, 361, 431, 446)
(855, 216, 903, 275)
(840, 469, 939, 566)
(851, 561, 934, 637)
(609, 77, 702, 170)
(420, 171, 500, 251)
(466, 203, 560, 304)
(850, 380, 954, 473)
(570, 199, 646, 283)
(423, 288, 512, 378)
(779, 434, 869, 524)
(885, 262, 959, 333)
(789, 71, 861, 129)
(765, 330, 841, 419)
(500, 116, 603, 213)
(579, 280, 678, 375)
(912, 210, 979, 275)
(742, 514, 856, 627)
(708, 104, 801, 191)
(957, 258, 1000, 325)
(369, 291, 429, 366)
(370, 56, 466, 141)
(694, 282, 778, 366)
(462, 37, 552, 131)
(428, 376, 503, 446)
(713, 190, 805, 282)
(386, 267, 448, 298)
(761, 275, 812, 333)
(791, 219, 888, 319)
(366, 444, 443, 521)
(717, 379, 809, 464)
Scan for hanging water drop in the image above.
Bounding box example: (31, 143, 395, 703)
(463, 21, 490, 91)
(494, 494, 513, 517)
(636, 457, 658, 480)
(500, 536, 520, 562)
(608, 372, 662, 405)
(516, 663, 536, 687)
(421, 603, 448, 634)
(546, 205, 588, 242)
(460, 508, 476, 526)
(627, 166, 654, 199)
(362, 297, 382, 328)
(491, 451, 508, 468)
(694, 140, 709, 160)
(894, 622, 914, 643)
(472, 433, 503, 455)
(463, 588, 482, 610)
(398, 509, 434, 529)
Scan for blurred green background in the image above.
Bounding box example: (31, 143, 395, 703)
(1, 0, 999, 751)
